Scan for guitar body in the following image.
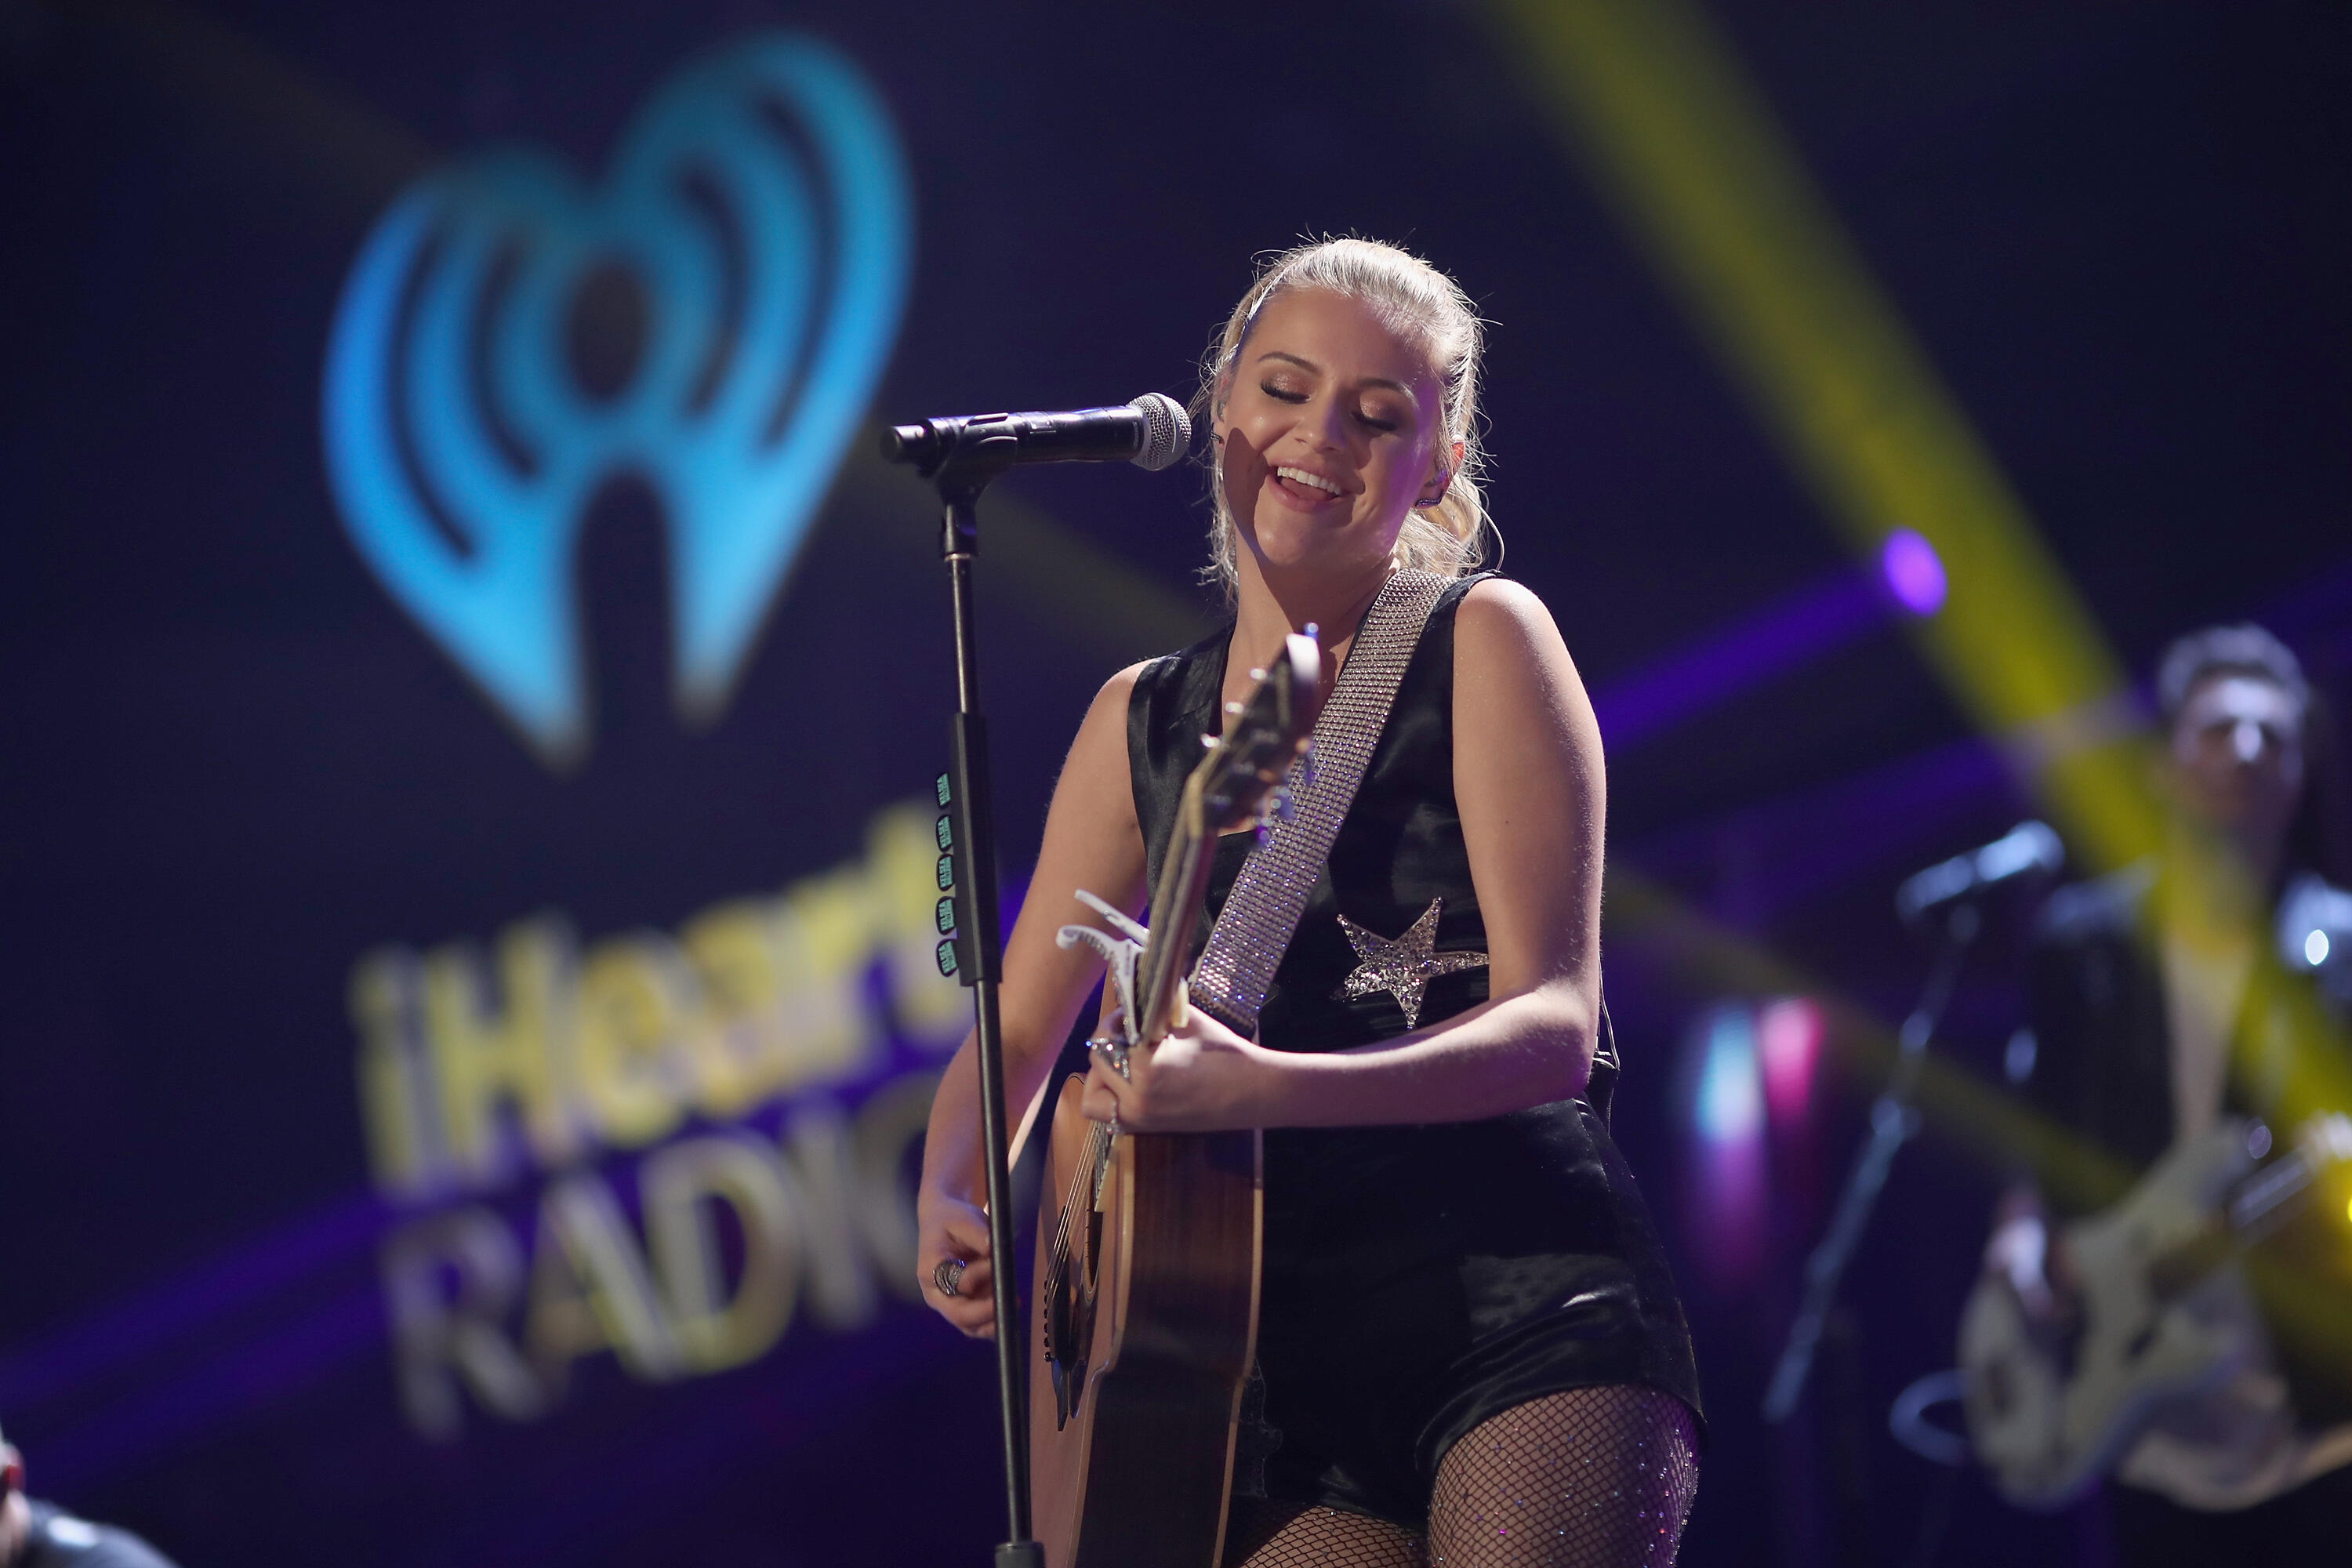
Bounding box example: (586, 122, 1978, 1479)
(1959, 1120, 2261, 1508)
(1029, 1074, 1263, 1568)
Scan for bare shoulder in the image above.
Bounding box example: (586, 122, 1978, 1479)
(1077, 661, 1152, 744)
(1100, 659, 1155, 701)
(1454, 578, 1587, 709)
(1459, 574, 1556, 631)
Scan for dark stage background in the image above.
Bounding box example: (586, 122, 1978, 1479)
(2, 2, 2347, 1564)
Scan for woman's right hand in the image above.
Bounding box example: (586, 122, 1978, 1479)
(917, 1188, 1000, 1338)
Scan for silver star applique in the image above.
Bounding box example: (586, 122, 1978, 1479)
(1330, 898, 1488, 1029)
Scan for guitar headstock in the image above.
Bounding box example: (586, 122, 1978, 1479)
(1189, 629, 1323, 838)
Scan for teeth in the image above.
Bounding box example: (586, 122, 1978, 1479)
(1275, 466, 1341, 497)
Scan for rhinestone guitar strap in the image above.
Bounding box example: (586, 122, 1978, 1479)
(1190, 568, 1450, 1036)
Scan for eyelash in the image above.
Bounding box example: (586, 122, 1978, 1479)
(1258, 382, 1399, 433)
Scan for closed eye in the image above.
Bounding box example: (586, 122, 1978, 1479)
(1259, 381, 1307, 404)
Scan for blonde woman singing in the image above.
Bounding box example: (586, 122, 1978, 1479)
(916, 238, 1702, 1567)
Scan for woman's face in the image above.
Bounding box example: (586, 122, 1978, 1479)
(1212, 287, 1450, 587)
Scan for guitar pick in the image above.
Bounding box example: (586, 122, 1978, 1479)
(323, 34, 912, 764)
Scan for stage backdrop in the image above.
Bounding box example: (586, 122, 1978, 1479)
(3, 4, 2347, 1566)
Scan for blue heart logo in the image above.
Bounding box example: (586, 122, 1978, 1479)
(321, 34, 912, 764)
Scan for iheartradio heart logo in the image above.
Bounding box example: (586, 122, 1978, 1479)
(322, 34, 912, 764)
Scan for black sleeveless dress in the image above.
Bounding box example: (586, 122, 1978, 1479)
(1125, 573, 1701, 1530)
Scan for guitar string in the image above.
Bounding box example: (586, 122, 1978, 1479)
(1040, 1123, 1106, 1326)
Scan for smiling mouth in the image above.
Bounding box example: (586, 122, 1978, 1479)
(1271, 464, 1345, 506)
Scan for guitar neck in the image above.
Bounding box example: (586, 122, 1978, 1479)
(1134, 783, 1212, 1047)
(2227, 1146, 2320, 1241)
(2145, 1141, 2332, 1303)
(1119, 626, 1319, 1051)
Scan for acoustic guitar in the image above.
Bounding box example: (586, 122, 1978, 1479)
(1028, 632, 1322, 1568)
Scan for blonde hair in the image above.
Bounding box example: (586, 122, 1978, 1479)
(1195, 237, 1492, 599)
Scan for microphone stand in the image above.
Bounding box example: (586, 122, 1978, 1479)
(928, 436, 1044, 1568)
(1762, 900, 1980, 1426)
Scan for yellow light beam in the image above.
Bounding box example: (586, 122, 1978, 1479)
(1497, 0, 2352, 1138)
(1488, 0, 2165, 877)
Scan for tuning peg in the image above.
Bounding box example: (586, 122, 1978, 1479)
(1251, 787, 1293, 848)
(1201, 733, 1218, 750)
(1225, 700, 1243, 717)
(1248, 667, 1266, 682)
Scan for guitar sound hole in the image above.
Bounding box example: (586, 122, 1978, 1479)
(1047, 1213, 1092, 1430)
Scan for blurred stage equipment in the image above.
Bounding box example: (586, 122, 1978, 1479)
(882, 394, 1191, 475)
(322, 34, 912, 764)
(1896, 819, 2065, 930)
(1889, 1368, 1970, 1468)
(1764, 824, 2063, 1422)
(888, 390, 1192, 1568)
(2278, 873, 2352, 1006)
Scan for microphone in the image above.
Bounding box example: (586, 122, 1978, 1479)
(880, 394, 1191, 476)
(1896, 821, 2065, 927)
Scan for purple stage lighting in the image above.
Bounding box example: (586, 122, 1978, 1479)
(1881, 529, 1947, 615)
(1758, 996, 1823, 1130)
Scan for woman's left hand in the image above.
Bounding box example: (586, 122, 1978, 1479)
(1081, 1002, 1285, 1133)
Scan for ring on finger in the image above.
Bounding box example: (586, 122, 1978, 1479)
(932, 1258, 967, 1298)
(1088, 1035, 1132, 1082)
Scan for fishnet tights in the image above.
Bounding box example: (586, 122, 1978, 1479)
(1225, 1386, 1698, 1568)
(1427, 1386, 1697, 1566)
(1225, 1503, 1427, 1568)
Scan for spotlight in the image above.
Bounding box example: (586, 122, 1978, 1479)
(1880, 529, 1947, 616)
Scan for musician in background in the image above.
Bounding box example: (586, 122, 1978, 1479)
(0, 1421, 177, 1568)
(1998, 624, 2352, 1558)
(915, 238, 1703, 1566)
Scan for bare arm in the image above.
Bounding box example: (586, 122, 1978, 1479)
(914, 665, 1150, 1334)
(1081, 579, 1607, 1132)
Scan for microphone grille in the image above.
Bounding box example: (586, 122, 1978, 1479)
(1127, 393, 1192, 471)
